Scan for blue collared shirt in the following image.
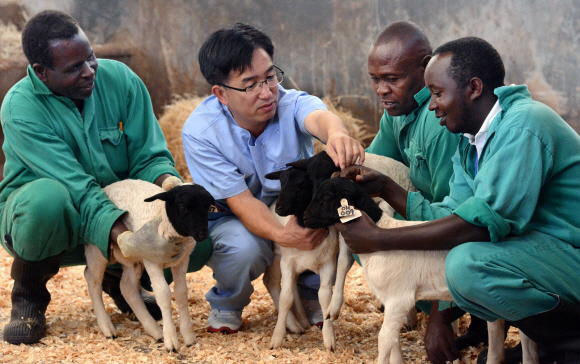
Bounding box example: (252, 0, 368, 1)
(182, 86, 327, 217)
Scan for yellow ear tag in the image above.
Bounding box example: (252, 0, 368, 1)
(338, 198, 362, 223)
(208, 205, 218, 213)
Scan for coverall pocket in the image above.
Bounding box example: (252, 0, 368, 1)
(99, 127, 129, 175)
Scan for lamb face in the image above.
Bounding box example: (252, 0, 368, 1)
(145, 184, 214, 241)
(304, 177, 383, 229)
(265, 168, 313, 226)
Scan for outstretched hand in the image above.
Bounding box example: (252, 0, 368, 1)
(339, 165, 387, 197)
(333, 211, 381, 254)
(325, 132, 365, 169)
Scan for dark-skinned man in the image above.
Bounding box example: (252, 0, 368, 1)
(0, 10, 210, 345)
(364, 21, 486, 362)
(337, 37, 580, 364)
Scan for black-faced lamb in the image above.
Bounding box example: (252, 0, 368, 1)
(264, 166, 340, 351)
(303, 176, 537, 364)
(84, 179, 214, 352)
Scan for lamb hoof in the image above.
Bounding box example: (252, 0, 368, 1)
(270, 336, 284, 349)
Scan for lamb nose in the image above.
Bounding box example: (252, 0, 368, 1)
(195, 230, 209, 241)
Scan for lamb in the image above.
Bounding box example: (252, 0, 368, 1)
(264, 166, 340, 351)
(262, 151, 419, 351)
(84, 179, 214, 352)
(303, 176, 537, 364)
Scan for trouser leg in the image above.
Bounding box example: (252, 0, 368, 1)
(205, 216, 274, 311)
(0, 179, 81, 262)
(445, 231, 580, 322)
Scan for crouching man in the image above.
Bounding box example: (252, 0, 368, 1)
(337, 37, 580, 363)
(0, 10, 209, 345)
(182, 23, 364, 333)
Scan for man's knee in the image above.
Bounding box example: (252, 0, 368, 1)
(22, 179, 74, 221)
(445, 242, 485, 297)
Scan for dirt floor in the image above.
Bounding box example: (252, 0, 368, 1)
(0, 248, 521, 364)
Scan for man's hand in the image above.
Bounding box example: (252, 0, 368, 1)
(333, 211, 382, 254)
(326, 131, 365, 170)
(117, 215, 184, 264)
(339, 165, 389, 197)
(161, 176, 183, 191)
(274, 216, 328, 250)
(425, 304, 460, 364)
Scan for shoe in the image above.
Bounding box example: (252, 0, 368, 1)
(302, 299, 324, 327)
(3, 234, 64, 345)
(207, 309, 242, 334)
(102, 270, 162, 321)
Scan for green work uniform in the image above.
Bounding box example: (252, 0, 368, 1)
(409, 85, 580, 321)
(0, 60, 211, 272)
(364, 87, 461, 313)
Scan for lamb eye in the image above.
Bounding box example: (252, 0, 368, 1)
(179, 205, 187, 213)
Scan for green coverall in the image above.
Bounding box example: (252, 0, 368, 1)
(0, 59, 210, 274)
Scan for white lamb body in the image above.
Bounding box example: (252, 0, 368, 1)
(84, 180, 197, 351)
(265, 205, 341, 351)
(356, 200, 536, 363)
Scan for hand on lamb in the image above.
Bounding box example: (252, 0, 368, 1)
(325, 131, 365, 169)
(333, 211, 382, 254)
(117, 215, 184, 264)
(161, 176, 183, 191)
(424, 304, 460, 364)
(275, 216, 328, 250)
(338, 165, 388, 197)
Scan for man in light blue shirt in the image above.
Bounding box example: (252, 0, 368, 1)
(182, 23, 364, 333)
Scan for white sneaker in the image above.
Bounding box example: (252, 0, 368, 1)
(207, 308, 242, 334)
(302, 299, 324, 327)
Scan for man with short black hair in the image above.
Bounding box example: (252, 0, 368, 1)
(365, 21, 486, 362)
(0, 10, 206, 345)
(338, 37, 580, 363)
(183, 23, 364, 333)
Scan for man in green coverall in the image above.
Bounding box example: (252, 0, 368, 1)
(338, 37, 580, 364)
(0, 10, 210, 345)
(363, 21, 485, 362)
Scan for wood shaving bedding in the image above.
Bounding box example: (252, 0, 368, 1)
(0, 248, 521, 363)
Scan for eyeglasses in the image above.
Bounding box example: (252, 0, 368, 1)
(220, 65, 284, 95)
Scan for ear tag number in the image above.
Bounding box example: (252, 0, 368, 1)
(208, 205, 218, 213)
(338, 198, 362, 223)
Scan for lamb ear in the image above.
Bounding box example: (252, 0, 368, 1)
(286, 158, 309, 170)
(144, 191, 174, 203)
(265, 170, 284, 180)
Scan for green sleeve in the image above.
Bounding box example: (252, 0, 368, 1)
(121, 66, 179, 183)
(2, 116, 125, 258)
(366, 111, 404, 163)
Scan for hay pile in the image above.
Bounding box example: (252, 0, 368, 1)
(0, 22, 22, 60)
(0, 247, 520, 363)
(158, 95, 377, 183)
(158, 95, 207, 183)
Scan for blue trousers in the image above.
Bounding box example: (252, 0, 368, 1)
(445, 230, 580, 322)
(206, 215, 319, 311)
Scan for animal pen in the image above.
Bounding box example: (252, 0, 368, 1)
(1, 0, 578, 363)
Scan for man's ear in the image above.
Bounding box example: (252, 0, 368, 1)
(467, 77, 484, 101)
(212, 84, 228, 106)
(33, 63, 48, 82)
(420, 54, 431, 70)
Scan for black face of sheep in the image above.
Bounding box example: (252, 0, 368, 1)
(286, 151, 340, 192)
(265, 168, 314, 227)
(303, 177, 383, 229)
(144, 184, 215, 242)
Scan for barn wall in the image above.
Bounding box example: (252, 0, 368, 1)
(7, 0, 580, 133)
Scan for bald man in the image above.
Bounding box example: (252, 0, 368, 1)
(364, 21, 483, 363)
